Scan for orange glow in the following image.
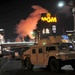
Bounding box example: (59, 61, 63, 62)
(15, 5, 48, 41)
(41, 13, 57, 23)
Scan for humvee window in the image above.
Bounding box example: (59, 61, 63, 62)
(46, 46, 56, 51)
(49, 46, 56, 50)
(32, 49, 36, 54)
(46, 47, 49, 51)
(38, 48, 42, 53)
(58, 46, 67, 50)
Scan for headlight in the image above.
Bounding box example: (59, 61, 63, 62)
(56, 54, 61, 57)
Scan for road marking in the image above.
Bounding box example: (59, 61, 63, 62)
(0, 58, 9, 72)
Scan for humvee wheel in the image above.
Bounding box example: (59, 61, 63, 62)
(49, 58, 61, 72)
(25, 58, 33, 70)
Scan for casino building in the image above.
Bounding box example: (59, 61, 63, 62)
(36, 13, 57, 39)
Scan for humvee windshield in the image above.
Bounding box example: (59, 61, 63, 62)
(46, 45, 68, 51)
(46, 46, 56, 51)
(63, 43, 73, 47)
(61, 43, 74, 51)
(58, 46, 67, 50)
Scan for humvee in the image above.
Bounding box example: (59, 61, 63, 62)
(21, 36, 75, 72)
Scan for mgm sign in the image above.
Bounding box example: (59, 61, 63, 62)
(41, 13, 57, 23)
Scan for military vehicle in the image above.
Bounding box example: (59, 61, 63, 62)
(21, 36, 75, 72)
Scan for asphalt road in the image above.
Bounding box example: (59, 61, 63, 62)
(0, 59, 75, 75)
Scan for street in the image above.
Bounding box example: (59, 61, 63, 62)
(0, 59, 75, 75)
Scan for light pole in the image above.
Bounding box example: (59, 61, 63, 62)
(58, 0, 75, 49)
(68, 0, 75, 41)
(72, 5, 75, 41)
(58, 0, 75, 40)
(72, 0, 75, 49)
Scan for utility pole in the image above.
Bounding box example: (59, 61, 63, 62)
(71, 0, 75, 50)
(71, 0, 75, 41)
(72, 7, 75, 41)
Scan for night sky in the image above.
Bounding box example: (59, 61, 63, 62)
(0, 0, 74, 41)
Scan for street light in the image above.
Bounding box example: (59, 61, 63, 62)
(58, 0, 75, 40)
(57, 0, 75, 49)
(57, 1, 65, 8)
(72, 6, 75, 41)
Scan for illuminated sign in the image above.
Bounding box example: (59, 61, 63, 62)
(41, 13, 57, 23)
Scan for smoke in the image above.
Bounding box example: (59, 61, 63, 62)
(15, 5, 48, 41)
(15, 36, 22, 42)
